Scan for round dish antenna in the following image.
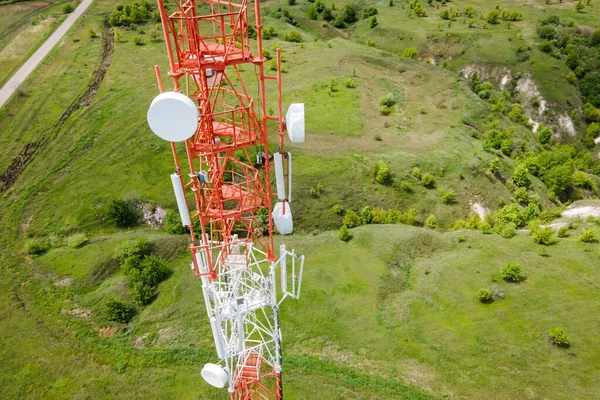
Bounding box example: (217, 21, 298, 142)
(147, 91, 198, 142)
(201, 364, 229, 388)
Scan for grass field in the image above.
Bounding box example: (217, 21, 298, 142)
(2, 224, 599, 399)
(1, 0, 600, 398)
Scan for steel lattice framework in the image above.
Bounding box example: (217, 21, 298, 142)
(149, 0, 304, 398)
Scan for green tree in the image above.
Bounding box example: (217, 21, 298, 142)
(163, 209, 188, 234)
(426, 214, 438, 229)
(578, 229, 598, 243)
(538, 125, 552, 145)
(369, 16, 379, 28)
(341, 4, 357, 23)
(489, 158, 501, 174)
(575, 1, 585, 12)
(548, 327, 569, 347)
(421, 173, 435, 188)
(343, 210, 361, 228)
(338, 225, 351, 241)
(332, 16, 346, 28)
(363, 6, 378, 18)
(545, 165, 572, 195)
(501, 262, 523, 282)
(401, 47, 419, 60)
(306, 6, 318, 20)
(477, 288, 493, 303)
(107, 199, 138, 227)
(512, 163, 529, 187)
(441, 190, 456, 204)
(63, 4, 75, 14)
(487, 9, 500, 24)
(105, 298, 136, 323)
(373, 160, 391, 184)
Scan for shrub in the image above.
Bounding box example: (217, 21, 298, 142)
(558, 226, 569, 238)
(573, 171, 593, 190)
(314, 0, 325, 12)
(67, 233, 89, 248)
(63, 4, 75, 14)
(400, 182, 414, 193)
(332, 204, 344, 215)
(89, 28, 97, 38)
(421, 173, 435, 188)
(306, 6, 319, 21)
(498, 222, 517, 239)
(125, 255, 168, 304)
(379, 105, 392, 115)
(283, 30, 303, 43)
(501, 262, 523, 282)
(537, 25, 556, 40)
(441, 190, 456, 204)
(360, 206, 373, 224)
(369, 16, 378, 29)
(128, 280, 155, 305)
(338, 225, 351, 241)
(107, 199, 138, 227)
(425, 214, 437, 229)
(163, 209, 188, 234)
(332, 16, 346, 28)
(262, 26, 276, 40)
(412, 167, 422, 179)
(514, 187, 528, 204)
(344, 78, 357, 88)
(379, 93, 396, 107)
(363, 6, 378, 18)
(531, 226, 555, 245)
(287, 0, 296, 5)
(24, 238, 49, 255)
(341, 4, 357, 23)
(545, 165, 572, 196)
(496, 204, 527, 228)
(539, 40, 553, 53)
(477, 288, 493, 303)
(538, 126, 552, 145)
(373, 160, 391, 184)
(548, 327, 569, 347)
(371, 208, 387, 224)
(322, 7, 334, 21)
(133, 35, 143, 45)
(486, 10, 500, 24)
(105, 298, 135, 323)
(343, 210, 361, 228)
(115, 237, 152, 263)
(401, 47, 419, 60)
(578, 229, 598, 243)
(489, 158, 500, 174)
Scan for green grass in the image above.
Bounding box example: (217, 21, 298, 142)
(2, 223, 599, 398)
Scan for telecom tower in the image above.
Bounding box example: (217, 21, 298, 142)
(145, 0, 305, 398)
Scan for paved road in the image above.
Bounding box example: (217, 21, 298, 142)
(0, 0, 94, 109)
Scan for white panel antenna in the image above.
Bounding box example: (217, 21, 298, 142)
(285, 103, 305, 143)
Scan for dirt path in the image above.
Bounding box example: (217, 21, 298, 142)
(0, 0, 93, 108)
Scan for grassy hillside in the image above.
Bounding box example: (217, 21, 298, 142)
(2, 224, 599, 398)
(1, 0, 600, 398)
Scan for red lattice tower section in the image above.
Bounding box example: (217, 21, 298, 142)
(152, 0, 289, 398)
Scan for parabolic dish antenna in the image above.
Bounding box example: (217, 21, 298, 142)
(147, 91, 199, 142)
(201, 363, 229, 388)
